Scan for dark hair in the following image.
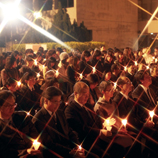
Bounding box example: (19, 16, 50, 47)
(0, 90, 15, 107)
(26, 55, 34, 62)
(5, 55, 16, 69)
(42, 86, 63, 100)
(25, 49, 33, 55)
(41, 77, 58, 90)
(46, 57, 56, 69)
(86, 74, 99, 84)
(134, 70, 147, 82)
(46, 49, 56, 59)
(92, 50, 101, 60)
(12, 51, 19, 57)
(111, 64, 119, 72)
(117, 76, 128, 86)
(99, 81, 112, 92)
(81, 50, 91, 60)
(21, 71, 35, 84)
(5, 78, 16, 87)
(36, 51, 42, 57)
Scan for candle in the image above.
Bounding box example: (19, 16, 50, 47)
(146, 65, 149, 69)
(124, 66, 127, 71)
(122, 119, 127, 130)
(34, 59, 37, 66)
(55, 70, 59, 77)
(114, 82, 117, 89)
(17, 81, 21, 87)
(92, 67, 96, 73)
(79, 73, 83, 79)
(37, 73, 40, 79)
(78, 145, 82, 150)
(149, 111, 154, 122)
(27, 112, 30, 116)
(155, 58, 157, 63)
(134, 61, 137, 66)
(33, 139, 41, 150)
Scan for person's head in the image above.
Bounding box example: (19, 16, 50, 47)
(100, 45, 106, 52)
(38, 46, 44, 53)
(103, 71, 111, 81)
(134, 70, 152, 87)
(0, 90, 16, 119)
(74, 81, 89, 105)
(111, 64, 120, 76)
(92, 50, 101, 60)
(46, 49, 56, 59)
(41, 77, 59, 91)
(117, 76, 133, 94)
(86, 74, 99, 90)
(106, 52, 113, 63)
(25, 55, 34, 67)
(22, 71, 36, 88)
(25, 49, 34, 56)
(154, 47, 158, 56)
(5, 55, 17, 69)
(99, 81, 114, 100)
(42, 86, 63, 112)
(81, 50, 91, 62)
(56, 47, 63, 56)
(5, 78, 18, 92)
(12, 51, 19, 60)
(45, 70, 55, 79)
(36, 51, 43, 62)
(59, 52, 69, 63)
(127, 62, 135, 75)
(46, 57, 56, 69)
(19, 52, 23, 60)
(150, 66, 158, 77)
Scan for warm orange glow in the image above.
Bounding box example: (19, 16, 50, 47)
(33, 139, 41, 150)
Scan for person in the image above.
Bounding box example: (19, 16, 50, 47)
(94, 81, 121, 128)
(0, 90, 42, 158)
(32, 86, 84, 158)
(1, 55, 20, 86)
(110, 64, 121, 82)
(65, 81, 134, 158)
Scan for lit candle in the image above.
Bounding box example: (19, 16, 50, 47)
(124, 66, 127, 71)
(33, 139, 41, 150)
(78, 145, 82, 151)
(34, 59, 37, 66)
(114, 82, 117, 89)
(27, 112, 30, 116)
(37, 73, 40, 79)
(55, 70, 59, 77)
(122, 119, 127, 130)
(134, 61, 137, 66)
(153, 56, 155, 60)
(17, 81, 21, 87)
(155, 58, 157, 63)
(92, 67, 96, 73)
(146, 65, 149, 69)
(79, 73, 83, 79)
(149, 111, 154, 122)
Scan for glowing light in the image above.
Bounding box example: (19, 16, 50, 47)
(92, 67, 96, 73)
(34, 59, 37, 66)
(134, 61, 138, 66)
(33, 12, 42, 19)
(18, 15, 72, 50)
(55, 70, 59, 77)
(17, 81, 21, 87)
(146, 65, 149, 69)
(151, 33, 154, 35)
(78, 145, 82, 150)
(33, 139, 41, 150)
(122, 119, 127, 130)
(155, 58, 157, 63)
(149, 111, 154, 122)
(43, 58, 46, 62)
(27, 112, 30, 116)
(65, 102, 68, 105)
(153, 56, 155, 60)
(37, 73, 40, 78)
(124, 66, 127, 71)
(2, 3, 20, 20)
(114, 82, 117, 89)
(79, 73, 83, 79)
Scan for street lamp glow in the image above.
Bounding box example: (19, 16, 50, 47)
(33, 12, 42, 19)
(2, 3, 20, 20)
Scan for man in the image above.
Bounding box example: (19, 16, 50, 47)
(132, 70, 158, 123)
(0, 90, 41, 158)
(110, 64, 121, 82)
(65, 81, 133, 158)
(32, 86, 83, 158)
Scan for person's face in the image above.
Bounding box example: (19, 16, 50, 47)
(96, 55, 101, 60)
(154, 49, 158, 56)
(141, 72, 152, 85)
(46, 95, 61, 112)
(51, 62, 55, 67)
(104, 84, 114, 98)
(90, 82, 98, 90)
(107, 55, 112, 63)
(128, 65, 135, 75)
(7, 82, 17, 92)
(26, 77, 36, 88)
(121, 78, 133, 93)
(85, 56, 90, 62)
(105, 72, 111, 81)
(75, 88, 89, 105)
(0, 96, 16, 119)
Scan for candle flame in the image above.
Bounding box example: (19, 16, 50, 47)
(78, 145, 82, 150)
(27, 112, 30, 116)
(122, 119, 127, 126)
(80, 73, 83, 79)
(134, 61, 137, 66)
(92, 67, 96, 73)
(124, 66, 127, 71)
(33, 139, 41, 150)
(114, 82, 117, 89)
(55, 70, 59, 77)
(155, 58, 157, 63)
(146, 65, 149, 69)
(37, 73, 40, 78)
(34, 59, 37, 66)
(17, 81, 21, 86)
(149, 111, 154, 117)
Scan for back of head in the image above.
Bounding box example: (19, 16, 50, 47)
(5, 55, 16, 69)
(86, 73, 99, 84)
(99, 80, 112, 92)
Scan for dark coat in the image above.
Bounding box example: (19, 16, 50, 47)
(0, 111, 38, 158)
(32, 107, 79, 158)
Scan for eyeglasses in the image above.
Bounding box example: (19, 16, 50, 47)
(4, 103, 17, 109)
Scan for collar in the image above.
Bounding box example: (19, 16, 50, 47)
(44, 107, 52, 116)
(28, 85, 35, 91)
(140, 84, 148, 94)
(74, 99, 84, 107)
(120, 92, 129, 100)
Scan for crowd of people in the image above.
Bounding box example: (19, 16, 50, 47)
(0, 45, 158, 158)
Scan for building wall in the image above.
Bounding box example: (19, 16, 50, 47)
(72, 0, 138, 49)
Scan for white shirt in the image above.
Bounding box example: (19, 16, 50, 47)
(140, 84, 148, 94)
(120, 92, 129, 100)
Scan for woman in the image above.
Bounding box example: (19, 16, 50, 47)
(1, 55, 19, 86)
(94, 81, 121, 128)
